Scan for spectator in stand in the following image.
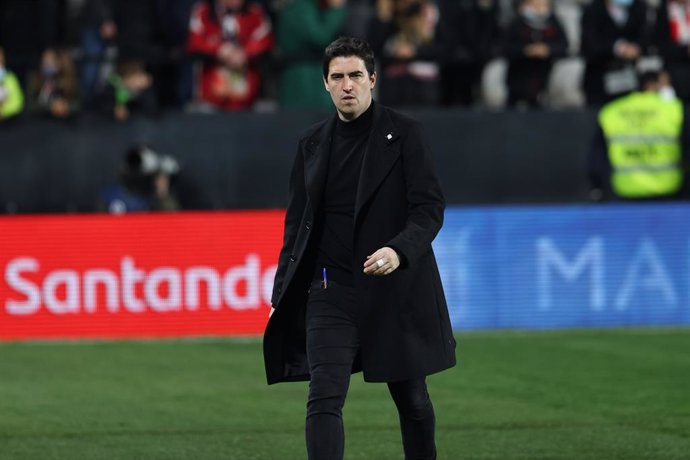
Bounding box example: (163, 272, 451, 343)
(588, 69, 690, 201)
(187, 0, 274, 111)
(438, 0, 500, 106)
(28, 48, 80, 119)
(77, 0, 116, 107)
(112, 0, 176, 110)
(99, 59, 156, 122)
(580, 0, 648, 106)
(277, 0, 347, 110)
(368, 0, 445, 107)
(503, 0, 568, 108)
(98, 145, 181, 213)
(158, 0, 200, 108)
(0, 46, 25, 121)
(652, 0, 690, 104)
(0, 0, 61, 92)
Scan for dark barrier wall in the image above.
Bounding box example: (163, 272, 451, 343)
(0, 110, 598, 213)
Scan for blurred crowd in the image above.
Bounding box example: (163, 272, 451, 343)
(0, 0, 689, 121)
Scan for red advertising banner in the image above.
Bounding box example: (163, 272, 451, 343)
(0, 211, 284, 341)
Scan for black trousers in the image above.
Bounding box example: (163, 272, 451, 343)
(305, 282, 437, 460)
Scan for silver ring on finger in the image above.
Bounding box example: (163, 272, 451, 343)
(376, 258, 385, 268)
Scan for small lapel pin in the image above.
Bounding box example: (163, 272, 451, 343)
(386, 133, 393, 140)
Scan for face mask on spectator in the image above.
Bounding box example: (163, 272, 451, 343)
(659, 85, 677, 100)
(41, 64, 58, 78)
(521, 6, 549, 22)
(612, 0, 634, 7)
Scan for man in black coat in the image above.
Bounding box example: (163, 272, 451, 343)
(263, 36, 456, 460)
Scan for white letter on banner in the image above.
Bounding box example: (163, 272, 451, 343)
(223, 254, 260, 310)
(615, 239, 677, 310)
(262, 265, 278, 306)
(145, 268, 182, 312)
(537, 237, 605, 311)
(185, 268, 221, 310)
(84, 270, 119, 313)
(5, 257, 41, 315)
(44, 270, 80, 314)
(121, 257, 145, 313)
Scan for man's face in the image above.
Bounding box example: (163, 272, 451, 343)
(324, 56, 376, 121)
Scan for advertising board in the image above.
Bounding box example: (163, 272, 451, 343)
(2, 204, 689, 341)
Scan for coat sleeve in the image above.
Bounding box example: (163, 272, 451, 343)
(386, 121, 445, 268)
(187, 4, 222, 58)
(548, 17, 569, 59)
(243, 5, 274, 59)
(653, 0, 689, 60)
(271, 142, 307, 306)
(580, 5, 615, 59)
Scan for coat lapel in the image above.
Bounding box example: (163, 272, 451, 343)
(354, 104, 401, 224)
(304, 116, 336, 214)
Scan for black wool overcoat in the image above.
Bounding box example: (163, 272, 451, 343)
(263, 102, 456, 384)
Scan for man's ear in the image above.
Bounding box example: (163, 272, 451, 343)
(323, 77, 330, 92)
(370, 72, 377, 89)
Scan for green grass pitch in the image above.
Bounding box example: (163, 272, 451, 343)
(1, 328, 688, 459)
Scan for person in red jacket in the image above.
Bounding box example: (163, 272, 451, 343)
(187, 0, 274, 110)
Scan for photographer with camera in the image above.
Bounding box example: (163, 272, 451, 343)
(98, 145, 181, 213)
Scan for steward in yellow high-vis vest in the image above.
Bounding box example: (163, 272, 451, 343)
(589, 71, 689, 200)
(0, 47, 24, 121)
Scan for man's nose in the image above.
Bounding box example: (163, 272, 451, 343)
(343, 76, 353, 91)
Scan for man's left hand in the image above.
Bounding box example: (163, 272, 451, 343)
(363, 247, 400, 276)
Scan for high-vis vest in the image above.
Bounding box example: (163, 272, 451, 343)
(599, 92, 684, 198)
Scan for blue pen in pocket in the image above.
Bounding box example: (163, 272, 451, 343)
(322, 267, 328, 289)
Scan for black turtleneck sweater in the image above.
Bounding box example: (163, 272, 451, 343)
(314, 103, 374, 286)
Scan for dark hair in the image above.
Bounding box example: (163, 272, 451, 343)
(322, 37, 376, 79)
(638, 70, 660, 90)
(117, 59, 147, 77)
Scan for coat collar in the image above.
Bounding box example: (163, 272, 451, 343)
(302, 102, 400, 222)
(354, 103, 400, 224)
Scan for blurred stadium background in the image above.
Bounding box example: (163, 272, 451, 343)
(2, 116, 689, 459)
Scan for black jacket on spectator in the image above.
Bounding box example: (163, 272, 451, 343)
(112, 0, 167, 64)
(438, 0, 500, 106)
(79, 0, 113, 27)
(0, 0, 61, 86)
(580, 0, 648, 105)
(652, 0, 690, 103)
(503, 12, 568, 107)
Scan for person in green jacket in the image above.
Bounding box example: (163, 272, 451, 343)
(277, 0, 346, 110)
(0, 47, 24, 120)
(589, 69, 690, 200)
